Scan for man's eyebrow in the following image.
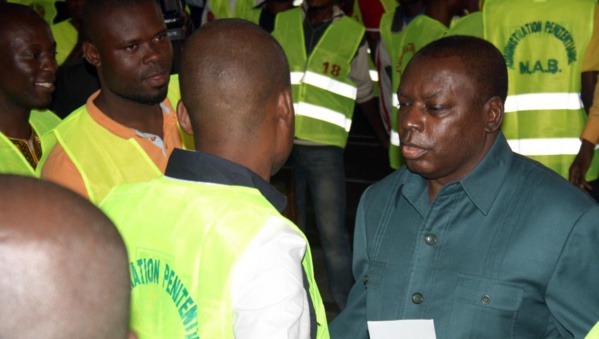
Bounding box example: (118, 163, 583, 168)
(397, 90, 443, 99)
(422, 91, 442, 100)
(155, 28, 169, 37)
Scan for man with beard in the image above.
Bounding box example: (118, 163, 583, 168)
(40, 0, 187, 204)
(0, 3, 61, 176)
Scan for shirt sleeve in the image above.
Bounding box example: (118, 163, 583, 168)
(544, 205, 599, 337)
(349, 40, 375, 104)
(328, 191, 370, 339)
(40, 143, 89, 200)
(231, 215, 311, 339)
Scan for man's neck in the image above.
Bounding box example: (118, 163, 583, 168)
(306, 5, 334, 25)
(93, 90, 165, 139)
(0, 102, 33, 139)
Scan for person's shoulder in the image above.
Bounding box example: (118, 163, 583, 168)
(50, 104, 90, 133)
(510, 153, 597, 209)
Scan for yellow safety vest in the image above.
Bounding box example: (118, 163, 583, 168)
(39, 104, 163, 204)
(0, 109, 60, 176)
(447, 11, 483, 38)
(239, 6, 262, 24)
(484, 0, 598, 180)
(208, 0, 255, 19)
(50, 19, 77, 66)
(100, 177, 330, 339)
(273, 8, 365, 148)
(587, 322, 599, 339)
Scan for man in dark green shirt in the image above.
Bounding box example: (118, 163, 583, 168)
(330, 35, 599, 338)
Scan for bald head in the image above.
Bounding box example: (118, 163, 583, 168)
(179, 19, 291, 141)
(411, 35, 508, 104)
(0, 175, 131, 339)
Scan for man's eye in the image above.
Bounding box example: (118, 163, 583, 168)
(398, 101, 411, 108)
(426, 105, 446, 114)
(125, 44, 138, 52)
(155, 33, 167, 42)
(23, 52, 39, 59)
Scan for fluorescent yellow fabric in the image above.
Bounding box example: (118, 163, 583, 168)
(484, 0, 599, 180)
(0, 110, 60, 176)
(273, 8, 365, 148)
(100, 177, 330, 339)
(42, 106, 162, 204)
(587, 322, 599, 339)
(50, 20, 77, 65)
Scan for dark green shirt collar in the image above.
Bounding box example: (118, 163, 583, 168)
(400, 132, 513, 216)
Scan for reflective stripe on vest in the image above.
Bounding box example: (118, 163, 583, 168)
(301, 71, 358, 99)
(100, 177, 330, 339)
(273, 8, 364, 148)
(294, 102, 353, 132)
(484, 0, 598, 180)
(0, 109, 60, 176)
(505, 92, 583, 112)
(508, 138, 583, 156)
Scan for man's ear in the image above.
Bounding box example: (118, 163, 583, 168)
(485, 96, 504, 133)
(176, 99, 193, 135)
(82, 41, 101, 67)
(277, 87, 294, 130)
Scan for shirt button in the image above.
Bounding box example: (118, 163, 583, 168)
(411, 292, 424, 304)
(481, 295, 491, 305)
(425, 234, 437, 246)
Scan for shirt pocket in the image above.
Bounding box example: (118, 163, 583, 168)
(448, 274, 524, 338)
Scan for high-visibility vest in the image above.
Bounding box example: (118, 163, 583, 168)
(100, 177, 330, 339)
(447, 11, 483, 38)
(207, 0, 255, 19)
(0, 110, 60, 176)
(240, 6, 262, 24)
(484, 0, 599, 180)
(273, 8, 365, 148)
(39, 104, 163, 204)
(50, 19, 77, 66)
(587, 322, 599, 339)
(380, 6, 405, 169)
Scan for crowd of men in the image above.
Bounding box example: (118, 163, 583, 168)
(1, 0, 599, 338)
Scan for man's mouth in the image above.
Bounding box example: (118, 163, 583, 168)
(35, 82, 55, 90)
(401, 144, 427, 159)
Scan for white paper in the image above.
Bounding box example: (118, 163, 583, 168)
(367, 319, 437, 339)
